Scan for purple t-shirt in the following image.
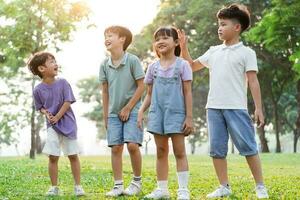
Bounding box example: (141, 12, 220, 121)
(144, 57, 193, 84)
(33, 78, 77, 139)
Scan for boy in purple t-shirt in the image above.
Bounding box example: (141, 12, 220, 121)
(28, 52, 85, 196)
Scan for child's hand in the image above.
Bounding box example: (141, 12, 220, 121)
(44, 110, 53, 122)
(104, 117, 108, 130)
(119, 106, 131, 122)
(182, 116, 193, 136)
(137, 111, 144, 130)
(254, 109, 265, 128)
(49, 115, 59, 125)
(177, 29, 188, 49)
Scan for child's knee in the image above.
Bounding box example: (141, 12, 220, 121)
(111, 145, 123, 155)
(156, 146, 168, 158)
(174, 150, 186, 160)
(68, 154, 78, 161)
(127, 143, 139, 153)
(49, 155, 59, 163)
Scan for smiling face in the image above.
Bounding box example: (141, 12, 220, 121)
(104, 31, 125, 52)
(153, 27, 180, 57)
(217, 18, 241, 41)
(154, 35, 177, 56)
(38, 56, 59, 78)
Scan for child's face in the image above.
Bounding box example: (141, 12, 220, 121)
(104, 31, 125, 51)
(154, 34, 178, 56)
(39, 57, 58, 78)
(218, 18, 241, 41)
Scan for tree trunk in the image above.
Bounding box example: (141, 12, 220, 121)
(145, 142, 148, 155)
(293, 131, 299, 153)
(191, 142, 196, 155)
(294, 80, 300, 153)
(36, 133, 42, 154)
(273, 103, 281, 152)
(231, 138, 235, 154)
(257, 126, 269, 152)
(30, 80, 36, 159)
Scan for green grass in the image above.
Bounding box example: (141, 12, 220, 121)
(0, 154, 300, 199)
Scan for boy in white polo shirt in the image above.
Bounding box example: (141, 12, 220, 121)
(179, 3, 269, 199)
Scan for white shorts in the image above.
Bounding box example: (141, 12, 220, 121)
(42, 127, 81, 156)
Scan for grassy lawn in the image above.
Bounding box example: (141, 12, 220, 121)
(0, 154, 299, 199)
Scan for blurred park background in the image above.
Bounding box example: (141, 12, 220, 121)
(0, 0, 299, 159)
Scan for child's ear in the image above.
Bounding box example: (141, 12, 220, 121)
(174, 39, 179, 46)
(234, 23, 242, 32)
(119, 36, 126, 42)
(37, 65, 45, 73)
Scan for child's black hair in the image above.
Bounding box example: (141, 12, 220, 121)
(28, 52, 55, 78)
(153, 26, 181, 57)
(217, 4, 251, 33)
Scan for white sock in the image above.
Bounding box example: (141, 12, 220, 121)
(133, 176, 142, 184)
(157, 180, 168, 190)
(177, 171, 189, 189)
(114, 180, 123, 189)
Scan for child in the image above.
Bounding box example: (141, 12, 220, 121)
(179, 4, 269, 199)
(28, 52, 85, 196)
(138, 26, 193, 200)
(99, 25, 145, 197)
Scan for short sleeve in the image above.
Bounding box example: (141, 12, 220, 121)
(197, 48, 211, 68)
(131, 55, 145, 80)
(144, 63, 154, 84)
(245, 48, 258, 72)
(180, 60, 193, 81)
(33, 89, 43, 111)
(62, 79, 76, 103)
(99, 60, 107, 83)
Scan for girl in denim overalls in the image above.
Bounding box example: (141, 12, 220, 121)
(138, 26, 193, 200)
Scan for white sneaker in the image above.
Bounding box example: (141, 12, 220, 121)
(105, 186, 124, 197)
(46, 186, 60, 196)
(123, 181, 142, 196)
(256, 185, 269, 199)
(206, 185, 232, 198)
(177, 188, 190, 200)
(144, 188, 170, 199)
(74, 185, 85, 196)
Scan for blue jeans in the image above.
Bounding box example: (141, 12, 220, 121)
(207, 109, 258, 158)
(107, 113, 143, 147)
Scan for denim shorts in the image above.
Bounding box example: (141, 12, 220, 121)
(147, 105, 185, 135)
(107, 113, 143, 147)
(207, 109, 258, 158)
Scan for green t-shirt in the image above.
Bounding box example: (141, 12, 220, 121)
(99, 52, 145, 117)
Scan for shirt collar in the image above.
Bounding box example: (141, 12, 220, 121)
(221, 42, 243, 50)
(108, 52, 128, 68)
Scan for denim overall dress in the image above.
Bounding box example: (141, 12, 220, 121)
(147, 58, 186, 135)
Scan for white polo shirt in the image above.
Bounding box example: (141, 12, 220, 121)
(197, 42, 258, 109)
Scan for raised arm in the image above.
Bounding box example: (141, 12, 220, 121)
(177, 29, 205, 72)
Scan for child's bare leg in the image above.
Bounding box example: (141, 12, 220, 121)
(171, 134, 189, 191)
(68, 154, 81, 185)
(171, 134, 188, 171)
(49, 155, 59, 186)
(111, 145, 124, 180)
(127, 143, 142, 177)
(245, 154, 264, 184)
(154, 134, 169, 180)
(212, 158, 229, 185)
